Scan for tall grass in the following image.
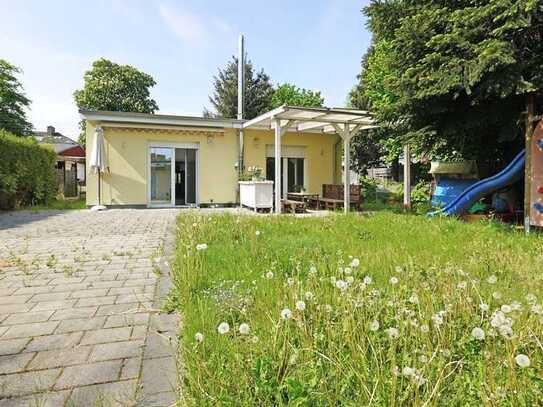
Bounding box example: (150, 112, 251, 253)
(170, 212, 543, 405)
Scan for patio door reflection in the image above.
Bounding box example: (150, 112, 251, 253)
(150, 147, 173, 204)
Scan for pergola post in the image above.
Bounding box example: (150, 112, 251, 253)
(343, 126, 351, 213)
(274, 118, 282, 214)
(403, 144, 411, 209)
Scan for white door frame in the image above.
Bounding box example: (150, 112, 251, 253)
(147, 142, 199, 207)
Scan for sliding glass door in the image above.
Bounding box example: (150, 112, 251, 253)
(149, 146, 197, 206)
(150, 147, 173, 205)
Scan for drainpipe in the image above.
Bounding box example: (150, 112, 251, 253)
(237, 34, 245, 179)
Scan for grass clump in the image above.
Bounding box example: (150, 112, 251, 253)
(171, 212, 543, 406)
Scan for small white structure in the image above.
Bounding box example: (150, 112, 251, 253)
(239, 180, 273, 212)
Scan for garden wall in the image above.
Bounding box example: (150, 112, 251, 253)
(0, 130, 57, 209)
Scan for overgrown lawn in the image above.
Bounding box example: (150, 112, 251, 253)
(171, 212, 543, 406)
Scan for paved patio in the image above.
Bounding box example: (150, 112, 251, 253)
(0, 209, 180, 406)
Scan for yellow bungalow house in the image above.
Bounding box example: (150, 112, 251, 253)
(81, 106, 375, 213)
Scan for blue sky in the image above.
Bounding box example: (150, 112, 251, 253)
(1, 0, 371, 139)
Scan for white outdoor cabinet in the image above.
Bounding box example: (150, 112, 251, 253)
(239, 181, 273, 212)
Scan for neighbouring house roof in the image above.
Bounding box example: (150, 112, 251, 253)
(59, 145, 85, 158)
(34, 126, 83, 156)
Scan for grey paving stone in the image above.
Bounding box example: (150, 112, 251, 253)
(0, 295, 31, 305)
(76, 296, 117, 307)
(25, 331, 83, 352)
(28, 346, 91, 370)
(29, 292, 70, 303)
(69, 288, 109, 298)
(50, 306, 97, 320)
(89, 340, 144, 362)
(120, 357, 141, 380)
(0, 368, 61, 398)
(54, 316, 106, 334)
(141, 356, 177, 394)
(31, 300, 77, 312)
(80, 327, 132, 345)
(0, 303, 35, 314)
(0, 338, 30, 356)
(103, 312, 150, 328)
(2, 310, 54, 325)
(0, 390, 70, 407)
(137, 391, 177, 407)
(0, 352, 35, 374)
(68, 379, 138, 406)
(54, 360, 122, 389)
(2, 321, 59, 339)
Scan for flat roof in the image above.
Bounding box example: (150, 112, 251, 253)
(79, 109, 244, 129)
(80, 106, 376, 134)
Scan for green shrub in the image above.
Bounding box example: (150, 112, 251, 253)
(0, 130, 57, 209)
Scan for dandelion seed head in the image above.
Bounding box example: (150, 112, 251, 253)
(351, 258, 360, 268)
(487, 275, 497, 284)
(196, 243, 208, 251)
(390, 276, 399, 285)
(295, 300, 306, 311)
(385, 327, 399, 339)
(239, 323, 250, 335)
(304, 291, 314, 301)
(217, 322, 230, 334)
(515, 354, 530, 368)
(280, 308, 292, 320)
(501, 304, 512, 313)
(369, 320, 380, 331)
(471, 327, 485, 340)
(492, 291, 502, 300)
(420, 324, 429, 333)
(255, 230, 261, 236)
(363, 276, 372, 285)
(194, 332, 204, 343)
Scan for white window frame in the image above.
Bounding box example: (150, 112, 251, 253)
(147, 142, 199, 207)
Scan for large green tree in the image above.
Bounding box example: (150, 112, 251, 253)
(0, 60, 32, 135)
(205, 56, 274, 119)
(271, 83, 324, 108)
(74, 58, 158, 145)
(353, 0, 543, 165)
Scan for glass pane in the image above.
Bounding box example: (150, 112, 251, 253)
(266, 158, 275, 181)
(186, 149, 196, 204)
(150, 147, 172, 203)
(288, 158, 296, 191)
(296, 158, 304, 188)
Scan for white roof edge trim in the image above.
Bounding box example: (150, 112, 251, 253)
(79, 110, 243, 129)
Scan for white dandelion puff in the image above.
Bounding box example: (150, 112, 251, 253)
(295, 300, 306, 311)
(487, 275, 497, 284)
(385, 327, 399, 339)
(471, 327, 485, 340)
(304, 291, 314, 301)
(350, 258, 360, 268)
(281, 308, 292, 320)
(363, 276, 372, 285)
(194, 332, 204, 343)
(239, 323, 250, 335)
(369, 320, 380, 331)
(265, 271, 274, 279)
(217, 322, 230, 334)
(515, 354, 530, 368)
(389, 276, 399, 285)
(196, 243, 208, 251)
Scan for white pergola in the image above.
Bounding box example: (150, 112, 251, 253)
(242, 105, 379, 213)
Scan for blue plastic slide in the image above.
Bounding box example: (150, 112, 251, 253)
(429, 149, 525, 216)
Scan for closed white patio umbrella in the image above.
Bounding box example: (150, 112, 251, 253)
(89, 125, 108, 211)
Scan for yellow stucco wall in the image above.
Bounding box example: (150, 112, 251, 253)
(86, 121, 341, 206)
(243, 129, 340, 195)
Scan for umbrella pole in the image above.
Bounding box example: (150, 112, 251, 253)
(98, 171, 101, 206)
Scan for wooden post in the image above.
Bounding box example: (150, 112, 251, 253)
(403, 144, 411, 209)
(343, 125, 351, 213)
(524, 94, 536, 233)
(274, 118, 282, 214)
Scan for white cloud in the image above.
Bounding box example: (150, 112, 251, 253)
(158, 3, 207, 45)
(158, 2, 234, 47)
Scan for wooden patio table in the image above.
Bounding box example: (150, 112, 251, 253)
(287, 192, 320, 209)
